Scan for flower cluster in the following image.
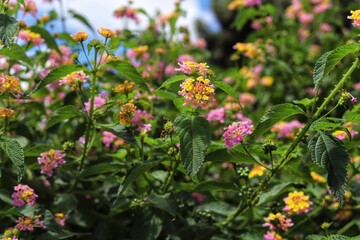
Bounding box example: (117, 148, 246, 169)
(132, 109, 154, 133)
(263, 212, 293, 232)
(178, 76, 215, 109)
(283, 191, 313, 214)
(0, 107, 14, 119)
(271, 120, 304, 139)
(102, 131, 125, 149)
(263, 231, 283, 240)
(98, 27, 116, 38)
(348, 10, 360, 27)
(207, 107, 225, 124)
(1, 227, 19, 240)
(85, 93, 107, 114)
(11, 184, 38, 207)
(15, 215, 45, 232)
(119, 101, 136, 125)
(126, 45, 149, 61)
(71, 31, 89, 42)
(223, 120, 254, 149)
(21, 0, 38, 16)
(114, 80, 135, 94)
(54, 212, 68, 227)
(175, 61, 213, 77)
(114, 6, 140, 23)
(0, 75, 22, 97)
(332, 122, 358, 140)
(233, 42, 264, 61)
(248, 164, 266, 178)
(37, 149, 66, 177)
(18, 30, 44, 46)
(59, 71, 89, 87)
(228, 0, 262, 10)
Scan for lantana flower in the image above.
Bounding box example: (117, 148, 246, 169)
(15, 215, 45, 232)
(348, 10, 360, 27)
(263, 212, 293, 232)
(283, 191, 313, 215)
(11, 184, 38, 207)
(0, 75, 23, 97)
(59, 71, 89, 87)
(132, 109, 154, 133)
(18, 30, 44, 46)
(98, 27, 116, 38)
(37, 149, 66, 177)
(178, 76, 215, 109)
(223, 120, 254, 149)
(263, 231, 283, 240)
(71, 31, 89, 42)
(0, 107, 14, 119)
(119, 101, 136, 125)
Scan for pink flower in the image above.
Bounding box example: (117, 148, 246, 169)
(244, 0, 262, 7)
(299, 12, 314, 25)
(11, 184, 38, 207)
(207, 107, 225, 123)
(263, 231, 283, 240)
(239, 93, 256, 107)
(85, 94, 107, 114)
(271, 120, 304, 139)
(55, 213, 68, 227)
(59, 71, 89, 86)
(37, 149, 66, 177)
(263, 212, 293, 232)
(191, 192, 206, 203)
(320, 23, 332, 33)
(223, 121, 254, 149)
(177, 54, 195, 63)
(132, 110, 154, 133)
(15, 216, 45, 232)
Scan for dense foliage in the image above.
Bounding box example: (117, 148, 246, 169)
(0, 0, 360, 239)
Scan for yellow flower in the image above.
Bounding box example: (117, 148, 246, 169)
(114, 80, 135, 94)
(283, 191, 312, 214)
(348, 10, 360, 27)
(249, 164, 266, 178)
(119, 101, 136, 125)
(0, 107, 14, 119)
(71, 30, 89, 42)
(98, 27, 116, 38)
(310, 171, 326, 183)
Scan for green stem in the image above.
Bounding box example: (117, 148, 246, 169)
(80, 42, 94, 71)
(220, 57, 360, 227)
(242, 145, 270, 170)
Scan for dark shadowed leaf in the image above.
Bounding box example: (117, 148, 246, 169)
(0, 137, 24, 181)
(0, 14, 18, 48)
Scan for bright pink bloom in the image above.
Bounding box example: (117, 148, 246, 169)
(207, 107, 225, 123)
(21, 0, 38, 16)
(37, 149, 66, 177)
(175, 61, 212, 77)
(11, 184, 38, 207)
(263, 231, 283, 240)
(114, 6, 140, 23)
(102, 131, 117, 148)
(299, 12, 314, 25)
(223, 121, 254, 149)
(177, 54, 195, 63)
(244, 0, 262, 7)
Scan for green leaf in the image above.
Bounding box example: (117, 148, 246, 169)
(0, 43, 33, 67)
(46, 105, 80, 129)
(29, 26, 60, 52)
(24, 144, 51, 157)
(31, 65, 88, 94)
(105, 60, 145, 88)
(79, 163, 125, 178)
(0, 137, 24, 181)
(0, 14, 18, 48)
(233, 8, 258, 30)
(148, 193, 178, 217)
(68, 9, 94, 32)
(156, 75, 187, 90)
(117, 159, 163, 195)
(174, 115, 211, 178)
(308, 132, 350, 206)
(258, 183, 295, 205)
(205, 147, 256, 164)
(213, 81, 238, 103)
(310, 118, 345, 132)
(131, 210, 162, 240)
(313, 43, 360, 90)
(195, 181, 238, 192)
(305, 235, 326, 240)
(328, 235, 351, 240)
(251, 103, 306, 140)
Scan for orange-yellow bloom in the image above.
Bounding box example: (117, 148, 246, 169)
(283, 191, 312, 214)
(98, 27, 116, 38)
(114, 80, 135, 94)
(248, 164, 266, 178)
(0, 107, 14, 119)
(348, 10, 360, 27)
(71, 31, 89, 42)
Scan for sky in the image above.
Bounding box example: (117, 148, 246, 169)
(33, 0, 220, 41)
